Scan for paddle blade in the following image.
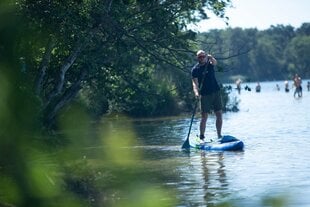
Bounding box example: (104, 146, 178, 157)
(181, 138, 190, 149)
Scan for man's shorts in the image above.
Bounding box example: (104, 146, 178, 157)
(200, 91, 223, 113)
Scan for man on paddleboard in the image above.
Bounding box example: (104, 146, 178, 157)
(191, 50, 223, 142)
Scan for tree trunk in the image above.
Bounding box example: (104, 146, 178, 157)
(45, 42, 83, 107)
(44, 69, 87, 128)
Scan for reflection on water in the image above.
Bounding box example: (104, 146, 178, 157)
(186, 152, 230, 206)
(97, 81, 310, 207)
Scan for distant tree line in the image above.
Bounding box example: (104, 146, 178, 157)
(199, 23, 310, 83)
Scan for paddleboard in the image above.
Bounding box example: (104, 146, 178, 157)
(190, 135, 244, 151)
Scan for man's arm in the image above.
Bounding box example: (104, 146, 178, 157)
(192, 78, 200, 98)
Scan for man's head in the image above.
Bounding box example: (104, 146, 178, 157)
(196, 50, 206, 64)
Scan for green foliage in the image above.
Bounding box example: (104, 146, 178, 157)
(0, 66, 178, 207)
(285, 35, 310, 77)
(262, 195, 289, 207)
(220, 85, 239, 112)
(4, 0, 232, 126)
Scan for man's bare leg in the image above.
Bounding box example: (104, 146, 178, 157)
(200, 112, 208, 139)
(215, 110, 223, 138)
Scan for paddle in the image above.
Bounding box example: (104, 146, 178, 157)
(181, 58, 210, 149)
(181, 98, 199, 149)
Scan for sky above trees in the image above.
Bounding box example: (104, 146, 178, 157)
(188, 0, 310, 31)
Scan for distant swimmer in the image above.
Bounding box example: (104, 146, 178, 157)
(244, 85, 251, 91)
(255, 82, 261, 92)
(293, 74, 302, 98)
(236, 78, 242, 94)
(284, 80, 289, 92)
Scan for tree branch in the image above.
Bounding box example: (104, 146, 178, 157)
(35, 37, 54, 96)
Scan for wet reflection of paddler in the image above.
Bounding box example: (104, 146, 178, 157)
(200, 152, 228, 205)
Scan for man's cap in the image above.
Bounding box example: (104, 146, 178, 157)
(196, 50, 206, 56)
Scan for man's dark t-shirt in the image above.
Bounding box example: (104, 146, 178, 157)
(191, 62, 220, 95)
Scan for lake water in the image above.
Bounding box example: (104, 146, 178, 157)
(101, 80, 310, 207)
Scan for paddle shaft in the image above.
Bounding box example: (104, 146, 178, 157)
(185, 98, 198, 141)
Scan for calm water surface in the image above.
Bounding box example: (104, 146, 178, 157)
(103, 81, 310, 206)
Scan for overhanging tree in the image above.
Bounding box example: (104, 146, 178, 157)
(14, 0, 232, 128)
